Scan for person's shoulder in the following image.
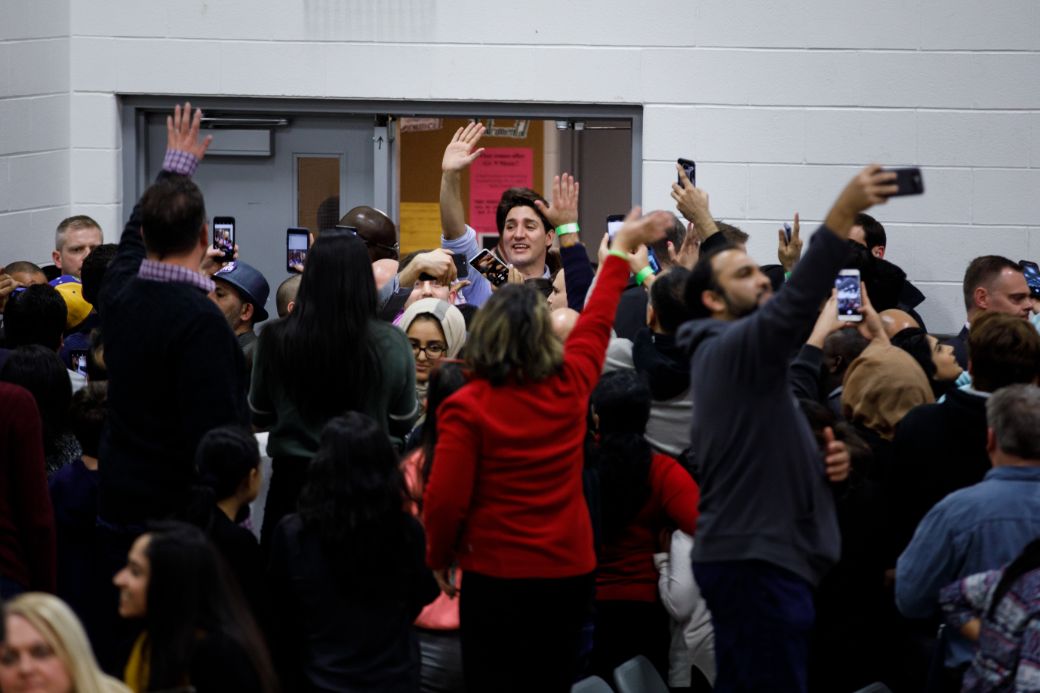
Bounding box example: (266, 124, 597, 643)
(370, 319, 410, 351)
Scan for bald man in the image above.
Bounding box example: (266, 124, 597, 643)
(339, 206, 399, 263)
(551, 307, 579, 341)
(880, 308, 920, 339)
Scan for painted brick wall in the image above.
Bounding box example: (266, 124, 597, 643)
(9, 0, 1040, 333)
(0, 0, 72, 264)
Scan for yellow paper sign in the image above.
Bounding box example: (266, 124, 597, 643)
(399, 202, 443, 255)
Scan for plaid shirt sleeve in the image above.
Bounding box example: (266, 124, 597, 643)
(162, 149, 199, 176)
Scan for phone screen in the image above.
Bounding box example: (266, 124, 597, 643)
(607, 214, 625, 242)
(287, 229, 309, 273)
(835, 273, 863, 320)
(70, 351, 88, 376)
(678, 158, 696, 187)
(647, 247, 661, 274)
(1021, 261, 1040, 298)
(213, 219, 235, 260)
(469, 249, 510, 287)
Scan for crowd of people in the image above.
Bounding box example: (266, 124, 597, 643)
(0, 102, 1038, 693)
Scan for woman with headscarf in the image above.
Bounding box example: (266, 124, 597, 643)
(398, 298, 466, 424)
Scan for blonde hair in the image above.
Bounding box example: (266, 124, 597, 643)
(465, 284, 563, 385)
(4, 593, 131, 693)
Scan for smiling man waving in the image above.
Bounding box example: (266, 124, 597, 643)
(438, 121, 577, 307)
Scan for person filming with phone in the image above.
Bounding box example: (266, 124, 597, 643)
(678, 164, 902, 692)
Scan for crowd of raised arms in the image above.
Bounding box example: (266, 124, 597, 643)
(0, 102, 1039, 693)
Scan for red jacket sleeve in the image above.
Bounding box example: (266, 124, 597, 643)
(422, 392, 480, 570)
(653, 454, 700, 536)
(563, 255, 631, 395)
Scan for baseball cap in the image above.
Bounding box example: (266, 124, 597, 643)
(214, 261, 270, 323)
(49, 275, 93, 330)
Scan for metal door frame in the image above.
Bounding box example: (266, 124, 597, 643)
(120, 96, 643, 228)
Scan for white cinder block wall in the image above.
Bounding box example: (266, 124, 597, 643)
(7, 0, 1040, 333)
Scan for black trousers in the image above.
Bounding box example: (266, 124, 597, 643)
(460, 571, 593, 693)
(259, 455, 311, 554)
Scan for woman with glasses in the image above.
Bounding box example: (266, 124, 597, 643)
(250, 230, 418, 551)
(398, 298, 466, 425)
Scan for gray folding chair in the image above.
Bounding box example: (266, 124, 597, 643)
(572, 675, 614, 693)
(613, 655, 669, 693)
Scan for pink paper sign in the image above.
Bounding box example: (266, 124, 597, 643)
(469, 148, 534, 235)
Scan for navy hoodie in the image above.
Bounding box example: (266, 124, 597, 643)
(677, 226, 850, 586)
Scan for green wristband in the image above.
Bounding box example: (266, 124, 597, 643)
(606, 249, 629, 262)
(555, 222, 580, 236)
(635, 266, 655, 286)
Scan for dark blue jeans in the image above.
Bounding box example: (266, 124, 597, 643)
(693, 560, 815, 693)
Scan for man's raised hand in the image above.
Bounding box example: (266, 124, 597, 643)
(778, 212, 803, 272)
(442, 122, 486, 173)
(166, 102, 212, 161)
(613, 207, 674, 255)
(535, 173, 580, 229)
(826, 165, 899, 236)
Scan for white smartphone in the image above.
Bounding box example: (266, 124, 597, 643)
(835, 269, 863, 322)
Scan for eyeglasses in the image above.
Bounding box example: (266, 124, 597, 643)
(410, 340, 447, 359)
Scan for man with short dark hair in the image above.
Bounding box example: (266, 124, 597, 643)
(2, 285, 67, 353)
(896, 384, 1040, 684)
(678, 164, 897, 691)
(890, 311, 1040, 557)
(211, 261, 270, 371)
(848, 213, 928, 328)
(53, 216, 103, 278)
(4, 262, 47, 288)
(438, 122, 574, 307)
(98, 103, 248, 526)
(943, 255, 1031, 369)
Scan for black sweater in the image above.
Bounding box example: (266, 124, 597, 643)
(98, 172, 248, 524)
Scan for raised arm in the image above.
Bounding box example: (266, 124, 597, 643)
(672, 165, 719, 242)
(439, 122, 485, 241)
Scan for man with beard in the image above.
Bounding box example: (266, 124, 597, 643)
(677, 164, 899, 692)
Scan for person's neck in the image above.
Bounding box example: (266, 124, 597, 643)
(146, 251, 203, 273)
(234, 323, 252, 337)
(217, 497, 242, 522)
(513, 260, 545, 281)
(992, 450, 1040, 468)
(81, 454, 98, 471)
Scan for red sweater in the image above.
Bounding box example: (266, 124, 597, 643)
(596, 454, 699, 602)
(0, 383, 56, 591)
(423, 255, 630, 579)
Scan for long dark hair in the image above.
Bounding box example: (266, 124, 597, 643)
(591, 370, 654, 544)
(298, 413, 415, 592)
(0, 344, 72, 454)
(988, 538, 1040, 619)
(417, 362, 468, 508)
(142, 522, 277, 693)
(260, 231, 378, 421)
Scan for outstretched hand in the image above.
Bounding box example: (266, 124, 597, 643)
(166, 102, 212, 161)
(778, 212, 802, 271)
(199, 243, 238, 276)
(534, 173, 579, 229)
(667, 222, 700, 270)
(442, 122, 485, 173)
(856, 283, 889, 345)
(826, 165, 899, 235)
(612, 207, 674, 255)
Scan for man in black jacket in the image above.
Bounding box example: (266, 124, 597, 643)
(889, 311, 1040, 559)
(678, 164, 898, 692)
(99, 103, 248, 527)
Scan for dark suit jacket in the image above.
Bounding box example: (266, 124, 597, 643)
(888, 388, 991, 559)
(941, 325, 969, 370)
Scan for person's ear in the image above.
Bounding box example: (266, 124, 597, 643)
(286, 300, 296, 315)
(702, 289, 726, 315)
(52, 250, 62, 268)
(199, 222, 209, 249)
(974, 286, 989, 311)
(872, 246, 885, 260)
(986, 427, 997, 462)
(240, 302, 255, 324)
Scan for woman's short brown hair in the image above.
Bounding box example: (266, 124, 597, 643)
(968, 311, 1040, 392)
(465, 284, 563, 386)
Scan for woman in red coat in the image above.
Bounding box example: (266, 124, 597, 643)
(422, 208, 672, 692)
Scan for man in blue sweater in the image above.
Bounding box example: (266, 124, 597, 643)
(678, 165, 898, 692)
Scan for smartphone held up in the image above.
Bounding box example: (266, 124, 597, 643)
(835, 269, 863, 322)
(212, 216, 235, 262)
(286, 227, 310, 273)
